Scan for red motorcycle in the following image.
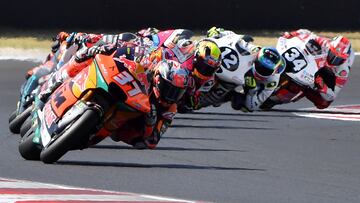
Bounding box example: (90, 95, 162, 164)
(19, 47, 153, 163)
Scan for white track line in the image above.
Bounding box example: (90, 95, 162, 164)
(294, 104, 360, 121)
(0, 177, 202, 203)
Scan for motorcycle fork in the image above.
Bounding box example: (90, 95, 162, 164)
(81, 90, 94, 102)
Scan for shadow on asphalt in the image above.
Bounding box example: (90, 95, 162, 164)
(162, 136, 223, 141)
(171, 124, 275, 130)
(190, 111, 300, 118)
(57, 160, 265, 171)
(90, 145, 246, 152)
(268, 108, 360, 115)
(175, 116, 269, 122)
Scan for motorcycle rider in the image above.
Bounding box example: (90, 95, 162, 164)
(232, 47, 286, 112)
(282, 29, 355, 109)
(142, 33, 222, 111)
(109, 58, 190, 149)
(18, 31, 70, 113)
(39, 40, 190, 149)
(45, 29, 222, 113)
(38, 31, 145, 101)
(190, 27, 286, 112)
(81, 47, 190, 149)
(35, 28, 221, 119)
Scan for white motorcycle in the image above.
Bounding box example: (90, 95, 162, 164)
(197, 34, 256, 108)
(260, 36, 333, 109)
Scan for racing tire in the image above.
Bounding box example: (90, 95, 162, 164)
(20, 117, 32, 138)
(18, 129, 41, 160)
(40, 109, 100, 164)
(8, 110, 17, 123)
(9, 105, 32, 134)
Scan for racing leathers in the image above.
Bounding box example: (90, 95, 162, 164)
(38, 31, 144, 101)
(139, 29, 218, 111)
(89, 47, 178, 149)
(283, 29, 355, 109)
(196, 28, 281, 112)
(109, 94, 177, 150)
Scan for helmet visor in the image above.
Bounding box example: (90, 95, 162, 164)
(158, 77, 186, 104)
(327, 50, 346, 66)
(254, 60, 275, 77)
(193, 59, 219, 77)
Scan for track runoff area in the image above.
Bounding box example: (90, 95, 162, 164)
(0, 178, 201, 203)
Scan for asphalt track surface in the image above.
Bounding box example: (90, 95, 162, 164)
(0, 58, 360, 203)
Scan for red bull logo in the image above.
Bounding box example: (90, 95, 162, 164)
(118, 55, 137, 72)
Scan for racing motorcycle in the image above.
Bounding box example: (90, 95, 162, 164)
(260, 36, 328, 109)
(8, 43, 66, 134)
(12, 35, 104, 135)
(191, 34, 256, 110)
(19, 47, 152, 164)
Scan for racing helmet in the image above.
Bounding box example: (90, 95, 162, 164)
(252, 47, 286, 79)
(193, 40, 222, 80)
(153, 60, 190, 104)
(327, 36, 351, 66)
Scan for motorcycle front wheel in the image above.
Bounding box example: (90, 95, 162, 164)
(9, 105, 32, 134)
(8, 110, 17, 123)
(40, 109, 100, 164)
(18, 129, 41, 161)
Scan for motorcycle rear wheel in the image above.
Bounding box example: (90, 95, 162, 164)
(40, 109, 100, 164)
(9, 105, 32, 134)
(18, 129, 41, 160)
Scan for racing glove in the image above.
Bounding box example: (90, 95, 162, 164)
(244, 76, 257, 89)
(314, 76, 335, 101)
(315, 76, 326, 89)
(206, 27, 224, 38)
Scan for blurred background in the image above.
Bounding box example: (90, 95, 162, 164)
(1, 0, 359, 32)
(0, 0, 359, 50)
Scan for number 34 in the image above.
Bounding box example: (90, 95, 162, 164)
(284, 48, 307, 72)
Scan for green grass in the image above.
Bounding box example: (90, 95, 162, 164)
(0, 37, 52, 50)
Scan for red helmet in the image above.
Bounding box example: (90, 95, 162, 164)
(153, 60, 190, 104)
(327, 36, 351, 66)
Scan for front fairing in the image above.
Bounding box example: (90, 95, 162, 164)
(214, 34, 256, 85)
(276, 37, 320, 88)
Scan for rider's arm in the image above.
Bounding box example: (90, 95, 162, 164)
(244, 75, 279, 111)
(316, 46, 354, 102)
(333, 64, 351, 98)
(143, 104, 177, 149)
